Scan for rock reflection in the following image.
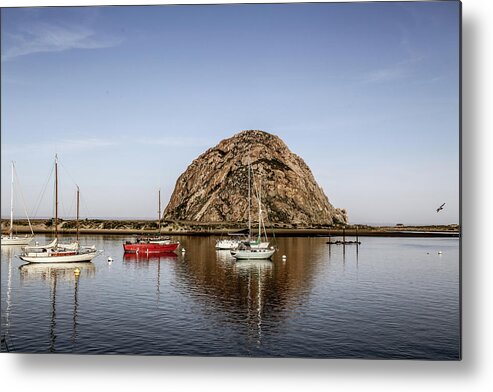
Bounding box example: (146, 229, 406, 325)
(172, 236, 327, 343)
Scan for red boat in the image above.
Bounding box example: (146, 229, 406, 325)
(123, 237, 180, 254)
(123, 189, 180, 254)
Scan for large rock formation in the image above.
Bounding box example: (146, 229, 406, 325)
(163, 130, 347, 227)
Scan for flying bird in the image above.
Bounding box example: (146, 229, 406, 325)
(436, 203, 446, 213)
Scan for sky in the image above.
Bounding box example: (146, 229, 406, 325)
(1, 1, 460, 225)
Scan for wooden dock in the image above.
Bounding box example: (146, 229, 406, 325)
(326, 228, 361, 245)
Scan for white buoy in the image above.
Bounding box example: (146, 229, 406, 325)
(181, 248, 186, 253)
(107, 256, 113, 263)
(438, 251, 442, 255)
(282, 255, 287, 260)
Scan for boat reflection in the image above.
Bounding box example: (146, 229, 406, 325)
(19, 262, 96, 281)
(123, 252, 178, 295)
(234, 259, 273, 346)
(1, 247, 15, 351)
(215, 249, 236, 264)
(18, 262, 95, 352)
(172, 237, 325, 337)
(123, 252, 178, 263)
(234, 259, 273, 272)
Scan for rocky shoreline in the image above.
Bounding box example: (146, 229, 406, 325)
(1, 219, 460, 238)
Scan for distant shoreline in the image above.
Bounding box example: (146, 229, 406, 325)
(1, 219, 460, 238)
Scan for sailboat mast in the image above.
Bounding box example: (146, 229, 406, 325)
(248, 163, 251, 239)
(55, 155, 58, 241)
(76, 185, 80, 242)
(9, 161, 14, 237)
(258, 178, 261, 242)
(158, 188, 161, 235)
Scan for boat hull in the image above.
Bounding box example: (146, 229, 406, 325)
(215, 239, 240, 250)
(231, 248, 275, 260)
(1, 236, 34, 246)
(19, 251, 100, 263)
(123, 242, 179, 254)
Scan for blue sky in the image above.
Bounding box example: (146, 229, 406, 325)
(1, 2, 460, 225)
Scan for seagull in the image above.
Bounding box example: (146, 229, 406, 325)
(436, 203, 446, 213)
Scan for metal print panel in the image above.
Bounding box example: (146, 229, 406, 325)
(1, 1, 461, 359)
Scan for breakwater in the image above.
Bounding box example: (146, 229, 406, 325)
(1, 219, 460, 238)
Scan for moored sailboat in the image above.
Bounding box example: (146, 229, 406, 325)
(215, 237, 242, 250)
(19, 155, 101, 263)
(230, 243, 275, 260)
(1, 162, 34, 246)
(123, 189, 180, 254)
(231, 176, 276, 260)
(216, 163, 269, 251)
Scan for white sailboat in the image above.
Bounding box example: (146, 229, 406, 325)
(216, 237, 242, 250)
(1, 162, 34, 246)
(231, 243, 275, 260)
(19, 155, 101, 264)
(216, 163, 269, 251)
(231, 177, 275, 260)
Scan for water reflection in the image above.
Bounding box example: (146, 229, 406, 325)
(18, 262, 96, 352)
(19, 262, 96, 281)
(215, 249, 235, 265)
(1, 247, 16, 351)
(171, 237, 328, 344)
(234, 260, 273, 346)
(122, 252, 178, 263)
(0, 235, 460, 358)
(123, 252, 178, 295)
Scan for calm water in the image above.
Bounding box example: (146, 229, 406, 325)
(0, 235, 460, 359)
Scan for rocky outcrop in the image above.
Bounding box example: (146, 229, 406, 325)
(163, 130, 347, 227)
